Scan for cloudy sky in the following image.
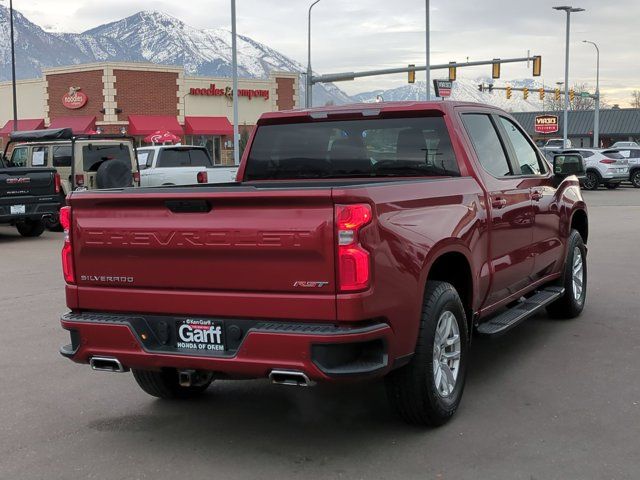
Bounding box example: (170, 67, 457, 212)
(9, 0, 640, 105)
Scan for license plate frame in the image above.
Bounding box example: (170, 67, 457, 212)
(10, 204, 26, 215)
(175, 319, 225, 353)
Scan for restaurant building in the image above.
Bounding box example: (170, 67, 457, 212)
(0, 62, 299, 164)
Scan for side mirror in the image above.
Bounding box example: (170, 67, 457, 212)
(553, 154, 585, 178)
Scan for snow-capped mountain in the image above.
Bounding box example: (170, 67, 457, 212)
(353, 78, 547, 112)
(0, 7, 349, 106)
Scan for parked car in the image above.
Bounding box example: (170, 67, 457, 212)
(137, 146, 238, 186)
(0, 130, 64, 237)
(562, 149, 628, 190)
(59, 101, 588, 426)
(616, 148, 640, 188)
(544, 138, 572, 149)
(11, 128, 139, 195)
(611, 141, 639, 149)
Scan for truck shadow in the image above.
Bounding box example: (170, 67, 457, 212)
(85, 313, 561, 460)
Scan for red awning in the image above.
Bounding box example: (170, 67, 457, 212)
(49, 116, 96, 134)
(184, 116, 233, 136)
(128, 115, 183, 136)
(0, 118, 45, 135)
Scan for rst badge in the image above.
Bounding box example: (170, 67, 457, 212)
(293, 281, 330, 288)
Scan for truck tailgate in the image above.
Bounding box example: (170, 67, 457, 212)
(0, 168, 56, 197)
(69, 189, 336, 296)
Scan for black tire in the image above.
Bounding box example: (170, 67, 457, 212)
(582, 171, 600, 190)
(16, 219, 46, 237)
(605, 183, 620, 190)
(631, 170, 640, 188)
(132, 368, 213, 399)
(96, 159, 133, 189)
(385, 281, 469, 426)
(546, 229, 587, 319)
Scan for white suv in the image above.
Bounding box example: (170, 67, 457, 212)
(564, 149, 628, 190)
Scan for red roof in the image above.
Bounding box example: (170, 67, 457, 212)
(49, 116, 96, 134)
(184, 116, 233, 136)
(128, 115, 183, 136)
(0, 118, 45, 135)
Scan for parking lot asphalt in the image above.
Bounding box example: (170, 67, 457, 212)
(1, 187, 639, 480)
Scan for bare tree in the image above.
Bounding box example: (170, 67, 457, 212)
(631, 90, 640, 108)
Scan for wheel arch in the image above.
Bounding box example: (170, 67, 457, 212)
(570, 208, 588, 244)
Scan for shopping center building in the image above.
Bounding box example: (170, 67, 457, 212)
(0, 62, 299, 164)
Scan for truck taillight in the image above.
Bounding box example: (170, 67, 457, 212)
(54, 173, 61, 194)
(74, 174, 85, 187)
(336, 204, 372, 292)
(60, 206, 75, 284)
(133, 171, 140, 184)
(197, 171, 208, 184)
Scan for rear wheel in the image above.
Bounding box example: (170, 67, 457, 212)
(132, 368, 213, 399)
(385, 281, 468, 426)
(582, 171, 600, 190)
(546, 229, 587, 319)
(631, 170, 640, 188)
(16, 219, 45, 237)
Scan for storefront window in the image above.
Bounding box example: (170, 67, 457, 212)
(187, 135, 221, 165)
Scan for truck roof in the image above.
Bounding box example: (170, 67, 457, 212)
(258, 101, 504, 124)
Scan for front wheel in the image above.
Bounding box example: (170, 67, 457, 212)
(546, 229, 587, 319)
(16, 219, 45, 237)
(385, 281, 468, 426)
(582, 171, 600, 190)
(132, 368, 213, 399)
(631, 170, 640, 188)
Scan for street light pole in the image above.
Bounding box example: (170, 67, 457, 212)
(231, 0, 240, 165)
(9, 0, 18, 131)
(425, 0, 430, 101)
(553, 6, 585, 148)
(307, 0, 322, 108)
(583, 40, 600, 148)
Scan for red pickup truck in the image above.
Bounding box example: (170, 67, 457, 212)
(59, 101, 588, 426)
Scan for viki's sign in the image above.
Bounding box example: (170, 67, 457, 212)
(433, 80, 453, 98)
(535, 115, 559, 134)
(62, 87, 88, 109)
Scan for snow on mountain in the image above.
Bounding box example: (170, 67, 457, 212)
(0, 7, 348, 106)
(353, 78, 546, 112)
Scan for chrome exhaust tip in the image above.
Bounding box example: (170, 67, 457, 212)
(269, 369, 315, 387)
(89, 356, 127, 373)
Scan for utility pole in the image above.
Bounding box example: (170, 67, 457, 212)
(231, 0, 240, 165)
(10, 0, 18, 131)
(307, 0, 322, 108)
(425, 0, 430, 100)
(583, 40, 600, 148)
(554, 6, 585, 148)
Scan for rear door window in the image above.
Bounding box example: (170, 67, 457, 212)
(82, 144, 131, 171)
(462, 114, 512, 177)
(53, 146, 72, 167)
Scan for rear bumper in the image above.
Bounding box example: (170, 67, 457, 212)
(0, 199, 61, 224)
(60, 311, 396, 382)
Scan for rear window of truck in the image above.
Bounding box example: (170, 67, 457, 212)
(157, 148, 213, 168)
(244, 116, 459, 180)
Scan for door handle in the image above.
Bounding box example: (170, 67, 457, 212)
(531, 190, 543, 201)
(491, 198, 507, 209)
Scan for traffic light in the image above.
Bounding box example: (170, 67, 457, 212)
(532, 56, 542, 77)
(506, 86, 512, 99)
(488, 84, 494, 93)
(555, 88, 561, 101)
(492, 60, 500, 79)
(448, 62, 457, 82)
(408, 64, 416, 84)
(523, 87, 529, 100)
(478, 84, 484, 92)
(570, 89, 575, 102)
(539, 88, 545, 101)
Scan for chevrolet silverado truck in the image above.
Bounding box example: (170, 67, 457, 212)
(1, 130, 64, 237)
(59, 101, 588, 426)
